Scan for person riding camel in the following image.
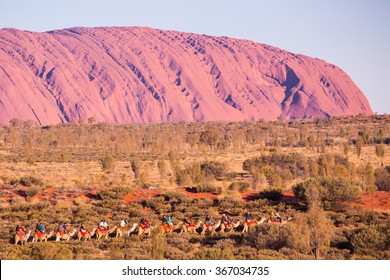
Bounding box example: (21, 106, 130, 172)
(120, 219, 127, 228)
(245, 212, 253, 223)
(183, 218, 190, 226)
(140, 217, 150, 228)
(271, 211, 282, 223)
(205, 215, 214, 226)
(144, 217, 150, 227)
(221, 213, 232, 226)
(15, 225, 26, 236)
(79, 224, 87, 234)
(58, 223, 65, 233)
(36, 223, 45, 233)
(167, 215, 173, 228)
(99, 220, 109, 231)
(161, 215, 168, 225)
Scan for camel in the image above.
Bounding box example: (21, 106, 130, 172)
(159, 221, 184, 235)
(55, 228, 78, 242)
(14, 230, 31, 245)
(32, 231, 54, 242)
(219, 221, 240, 233)
(242, 217, 267, 233)
(268, 216, 292, 224)
(115, 223, 137, 238)
(96, 227, 115, 240)
(179, 221, 202, 235)
(200, 220, 221, 236)
(138, 224, 154, 236)
(77, 228, 97, 242)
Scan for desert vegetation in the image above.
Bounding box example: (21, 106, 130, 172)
(0, 114, 389, 260)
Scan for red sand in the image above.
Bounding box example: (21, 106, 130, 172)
(1, 184, 388, 213)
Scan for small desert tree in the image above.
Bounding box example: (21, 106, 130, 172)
(100, 153, 115, 171)
(356, 140, 363, 159)
(157, 159, 166, 180)
(304, 184, 334, 259)
(130, 156, 142, 180)
(375, 144, 385, 167)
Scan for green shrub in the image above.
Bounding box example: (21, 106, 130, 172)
(100, 154, 115, 171)
(262, 188, 283, 201)
(200, 161, 227, 179)
(374, 166, 390, 191)
(229, 181, 251, 193)
(293, 177, 360, 209)
(191, 183, 222, 194)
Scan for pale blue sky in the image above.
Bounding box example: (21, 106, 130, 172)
(1, 0, 389, 113)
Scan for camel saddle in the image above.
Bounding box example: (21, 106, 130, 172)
(16, 232, 24, 238)
(35, 231, 44, 238)
(140, 224, 150, 230)
(161, 224, 169, 230)
(245, 219, 257, 226)
(98, 227, 108, 233)
(223, 222, 233, 227)
(79, 230, 89, 235)
(185, 222, 195, 229)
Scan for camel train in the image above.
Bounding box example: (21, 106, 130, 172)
(12, 214, 291, 244)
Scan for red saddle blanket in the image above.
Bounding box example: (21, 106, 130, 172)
(140, 224, 150, 230)
(16, 232, 24, 238)
(79, 230, 90, 235)
(98, 227, 108, 233)
(223, 222, 233, 227)
(245, 219, 257, 226)
(35, 231, 45, 238)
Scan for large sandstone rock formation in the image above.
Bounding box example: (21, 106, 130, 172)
(0, 27, 372, 125)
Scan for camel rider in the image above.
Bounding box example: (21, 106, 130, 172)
(222, 214, 232, 225)
(99, 220, 109, 230)
(36, 223, 45, 233)
(140, 217, 150, 228)
(226, 214, 232, 224)
(271, 211, 282, 222)
(167, 215, 173, 228)
(161, 215, 168, 225)
(58, 223, 65, 232)
(63, 223, 69, 234)
(183, 218, 190, 226)
(15, 225, 26, 236)
(120, 219, 126, 228)
(245, 212, 253, 222)
(205, 215, 214, 226)
(80, 224, 86, 234)
(144, 217, 150, 228)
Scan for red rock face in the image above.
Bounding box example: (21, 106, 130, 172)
(0, 27, 372, 125)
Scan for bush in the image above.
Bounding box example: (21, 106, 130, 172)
(97, 187, 131, 200)
(26, 186, 41, 198)
(293, 177, 360, 209)
(243, 153, 308, 180)
(191, 183, 222, 194)
(18, 176, 43, 187)
(100, 154, 115, 171)
(229, 181, 251, 193)
(350, 224, 389, 258)
(374, 166, 390, 191)
(262, 188, 283, 201)
(200, 161, 227, 179)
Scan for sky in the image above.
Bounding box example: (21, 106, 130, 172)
(0, 0, 389, 113)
